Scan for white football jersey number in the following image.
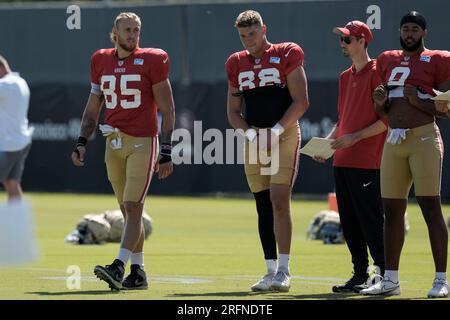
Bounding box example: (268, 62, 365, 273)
(238, 68, 281, 90)
(101, 74, 142, 109)
(387, 67, 410, 86)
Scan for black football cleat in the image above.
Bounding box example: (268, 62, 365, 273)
(122, 264, 148, 290)
(332, 273, 368, 293)
(94, 259, 125, 291)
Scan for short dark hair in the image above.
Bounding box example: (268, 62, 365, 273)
(235, 10, 263, 28)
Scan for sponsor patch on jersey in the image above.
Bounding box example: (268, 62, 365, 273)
(269, 57, 281, 64)
(420, 55, 431, 62)
(134, 58, 144, 65)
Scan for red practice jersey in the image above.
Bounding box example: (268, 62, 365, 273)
(377, 49, 450, 99)
(225, 42, 304, 127)
(225, 42, 303, 91)
(90, 47, 170, 137)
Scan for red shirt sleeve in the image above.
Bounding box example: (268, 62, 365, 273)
(90, 50, 101, 86)
(283, 43, 304, 75)
(435, 51, 450, 86)
(225, 53, 239, 88)
(149, 50, 170, 85)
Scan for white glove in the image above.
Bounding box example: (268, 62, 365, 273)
(387, 128, 409, 145)
(99, 124, 122, 149)
(99, 124, 119, 137)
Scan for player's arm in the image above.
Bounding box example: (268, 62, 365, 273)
(331, 120, 387, 149)
(434, 80, 450, 117)
(227, 86, 258, 142)
(404, 82, 450, 118)
(277, 66, 309, 131)
(373, 85, 389, 117)
(71, 93, 104, 166)
(153, 78, 175, 179)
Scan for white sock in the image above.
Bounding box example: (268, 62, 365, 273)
(435, 272, 447, 281)
(278, 254, 290, 274)
(117, 248, 132, 266)
(265, 259, 277, 275)
(384, 270, 399, 283)
(131, 252, 144, 269)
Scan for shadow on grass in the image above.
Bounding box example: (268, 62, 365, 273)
(26, 290, 121, 296)
(168, 291, 274, 298)
(169, 291, 395, 300)
(277, 292, 393, 300)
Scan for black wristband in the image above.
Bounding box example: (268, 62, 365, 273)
(159, 143, 172, 164)
(77, 136, 88, 147)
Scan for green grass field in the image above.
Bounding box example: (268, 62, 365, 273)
(0, 192, 448, 300)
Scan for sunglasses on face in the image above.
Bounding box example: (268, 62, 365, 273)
(340, 36, 362, 44)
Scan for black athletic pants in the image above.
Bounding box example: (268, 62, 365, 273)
(333, 167, 385, 276)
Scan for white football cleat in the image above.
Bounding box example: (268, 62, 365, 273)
(251, 273, 275, 292)
(427, 278, 449, 298)
(359, 278, 401, 296)
(353, 265, 383, 293)
(270, 270, 291, 292)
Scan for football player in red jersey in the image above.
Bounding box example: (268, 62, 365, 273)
(71, 12, 175, 291)
(225, 10, 309, 292)
(360, 11, 450, 298)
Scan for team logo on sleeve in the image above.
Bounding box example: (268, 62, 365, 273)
(269, 57, 280, 64)
(420, 56, 431, 63)
(134, 58, 144, 65)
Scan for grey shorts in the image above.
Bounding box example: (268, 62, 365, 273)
(0, 143, 31, 183)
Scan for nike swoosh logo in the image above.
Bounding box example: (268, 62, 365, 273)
(363, 182, 373, 187)
(285, 48, 293, 58)
(134, 144, 143, 148)
(163, 57, 169, 64)
(421, 137, 431, 141)
(382, 285, 398, 292)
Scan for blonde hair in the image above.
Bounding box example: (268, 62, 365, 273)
(110, 12, 142, 43)
(0, 55, 10, 72)
(235, 10, 263, 28)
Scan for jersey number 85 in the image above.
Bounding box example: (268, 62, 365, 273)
(101, 74, 141, 109)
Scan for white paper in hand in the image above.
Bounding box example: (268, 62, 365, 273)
(0, 200, 38, 267)
(300, 137, 335, 159)
(432, 89, 450, 110)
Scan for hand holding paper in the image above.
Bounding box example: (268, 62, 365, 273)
(432, 89, 450, 112)
(300, 137, 335, 160)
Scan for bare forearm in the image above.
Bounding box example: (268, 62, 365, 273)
(160, 108, 175, 143)
(227, 111, 250, 131)
(278, 100, 309, 129)
(353, 120, 387, 142)
(411, 99, 446, 117)
(374, 102, 388, 117)
(80, 94, 103, 138)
